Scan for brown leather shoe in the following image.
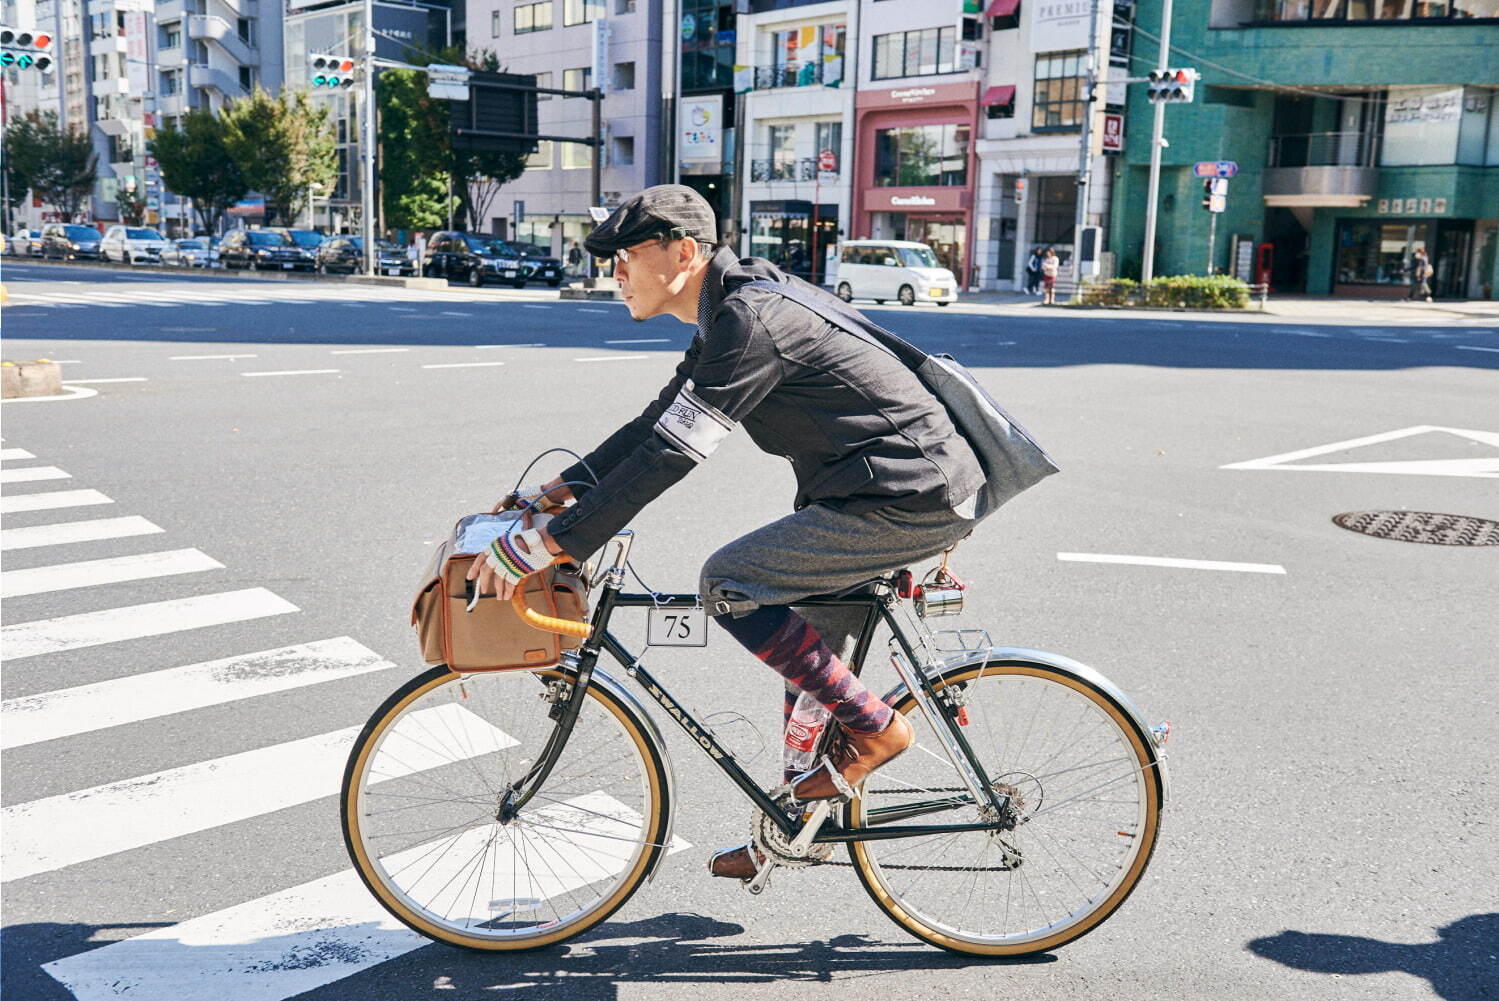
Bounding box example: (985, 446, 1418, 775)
(789, 712, 914, 801)
(708, 843, 764, 880)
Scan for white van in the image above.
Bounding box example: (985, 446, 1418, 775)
(832, 240, 957, 307)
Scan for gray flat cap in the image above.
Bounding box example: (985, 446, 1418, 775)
(584, 185, 719, 257)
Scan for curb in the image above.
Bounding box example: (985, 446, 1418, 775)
(5, 256, 444, 291)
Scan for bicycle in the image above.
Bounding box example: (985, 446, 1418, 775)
(341, 529, 1170, 956)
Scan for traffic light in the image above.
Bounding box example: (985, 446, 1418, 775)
(1146, 68, 1197, 104)
(308, 53, 357, 89)
(0, 27, 54, 72)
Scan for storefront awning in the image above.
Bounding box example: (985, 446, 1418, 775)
(981, 85, 1016, 107)
(985, 0, 1020, 17)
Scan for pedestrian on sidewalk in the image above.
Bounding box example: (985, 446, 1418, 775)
(1407, 247, 1433, 302)
(1025, 247, 1043, 295)
(566, 240, 584, 278)
(1040, 248, 1060, 305)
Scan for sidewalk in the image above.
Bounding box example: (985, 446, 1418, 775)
(955, 288, 1499, 322)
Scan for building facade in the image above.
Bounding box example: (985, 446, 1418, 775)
(1109, 0, 1499, 298)
(465, 0, 664, 253)
(732, 0, 855, 283)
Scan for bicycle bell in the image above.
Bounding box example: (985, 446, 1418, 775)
(914, 565, 965, 618)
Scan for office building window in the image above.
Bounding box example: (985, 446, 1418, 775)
(163, 27, 181, 48)
(1256, 0, 1498, 21)
(611, 135, 635, 165)
(237, 17, 253, 45)
(526, 140, 553, 169)
(616, 0, 636, 11)
(562, 140, 594, 169)
(535, 70, 553, 99)
(562, 67, 591, 92)
(492, 9, 502, 35)
(1032, 50, 1086, 131)
(871, 26, 957, 80)
(612, 61, 635, 90)
(516, 2, 553, 33)
(563, 0, 604, 26)
(873, 123, 970, 186)
(239, 66, 254, 90)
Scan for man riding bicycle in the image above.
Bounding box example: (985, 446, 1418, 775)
(468, 185, 988, 880)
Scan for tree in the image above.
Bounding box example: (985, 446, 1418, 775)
(4, 110, 97, 221)
(376, 46, 528, 233)
(219, 88, 337, 225)
(376, 67, 457, 230)
(149, 110, 248, 234)
(118, 191, 148, 226)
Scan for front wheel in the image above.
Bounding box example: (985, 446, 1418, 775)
(342, 665, 671, 951)
(467, 267, 484, 288)
(836, 282, 853, 302)
(847, 660, 1163, 956)
(898, 285, 915, 306)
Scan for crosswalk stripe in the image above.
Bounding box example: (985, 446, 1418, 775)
(41, 791, 686, 1001)
(1, 636, 395, 750)
(0, 514, 158, 550)
(1, 547, 223, 598)
(0, 447, 36, 461)
(2, 703, 516, 882)
(0, 465, 71, 483)
(1, 587, 298, 660)
(0, 488, 113, 516)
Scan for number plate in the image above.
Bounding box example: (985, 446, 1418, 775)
(385, 268, 398, 275)
(646, 606, 707, 647)
(929, 288, 946, 297)
(282, 263, 294, 269)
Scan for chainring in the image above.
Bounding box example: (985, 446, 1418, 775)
(750, 796, 834, 869)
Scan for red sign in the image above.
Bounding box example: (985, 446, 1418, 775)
(818, 148, 837, 172)
(1101, 113, 1124, 154)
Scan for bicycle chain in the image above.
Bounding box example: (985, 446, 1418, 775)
(810, 787, 1019, 872)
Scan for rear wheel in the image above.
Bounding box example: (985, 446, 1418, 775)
(898, 285, 916, 306)
(848, 660, 1163, 956)
(547, 279, 562, 288)
(343, 665, 671, 951)
(836, 283, 853, 302)
(468, 267, 484, 288)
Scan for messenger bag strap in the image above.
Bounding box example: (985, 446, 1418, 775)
(737, 279, 930, 370)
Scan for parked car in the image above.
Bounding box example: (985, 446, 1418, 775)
(316, 236, 413, 276)
(161, 238, 213, 268)
(218, 229, 312, 271)
(100, 225, 169, 265)
(9, 228, 43, 256)
(268, 227, 326, 269)
(423, 231, 525, 287)
(492, 240, 564, 287)
(41, 223, 103, 260)
(832, 239, 957, 307)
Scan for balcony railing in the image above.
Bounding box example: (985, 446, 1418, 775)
(1266, 130, 1379, 168)
(754, 60, 826, 90)
(750, 157, 839, 183)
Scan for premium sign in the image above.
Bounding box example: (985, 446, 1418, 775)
(1031, 0, 1098, 52)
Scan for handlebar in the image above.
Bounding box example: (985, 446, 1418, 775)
(511, 583, 592, 639)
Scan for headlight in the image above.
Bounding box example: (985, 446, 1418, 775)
(257, 249, 271, 256)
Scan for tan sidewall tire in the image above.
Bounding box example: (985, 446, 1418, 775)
(846, 662, 1162, 956)
(341, 665, 670, 952)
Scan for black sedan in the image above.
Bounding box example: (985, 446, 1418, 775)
(497, 241, 565, 287)
(219, 229, 312, 271)
(40, 224, 103, 261)
(316, 237, 414, 276)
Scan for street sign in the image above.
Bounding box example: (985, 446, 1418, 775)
(588, 206, 610, 223)
(1207, 194, 1226, 213)
(513, 200, 525, 226)
(817, 148, 837, 172)
(426, 63, 471, 102)
(1101, 113, 1124, 154)
(1193, 161, 1238, 178)
(1013, 177, 1026, 204)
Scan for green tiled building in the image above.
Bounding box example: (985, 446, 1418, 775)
(1108, 0, 1498, 298)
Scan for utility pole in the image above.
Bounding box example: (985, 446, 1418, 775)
(1140, 0, 1173, 283)
(359, 0, 377, 274)
(1071, 0, 1102, 291)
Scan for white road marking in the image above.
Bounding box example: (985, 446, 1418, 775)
(1058, 553, 1286, 575)
(329, 347, 410, 355)
(575, 354, 648, 362)
(0, 465, 70, 483)
(389, 306, 417, 312)
(1, 703, 514, 882)
(1361, 337, 1408, 343)
(0, 489, 115, 516)
(169, 353, 259, 361)
(241, 369, 341, 377)
(1222, 425, 1499, 478)
(1455, 345, 1499, 353)
(421, 361, 507, 369)
(53, 359, 83, 364)
(1, 587, 298, 660)
(41, 791, 686, 1001)
(1, 547, 220, 598)
(0, 447, 36, 461)
(440, 310, 473, 317)
(578, 308, 611, 313)
(1, 515, 160, 550)
(1, 636, 395, 750)
(0, 385, 99, 403)
(522, 304, 551, 309)
(606, 338, 670, 344)
(476, 343, 546, 348)
(62, 377, 148, 384)
(1282, 330, 1332, 338)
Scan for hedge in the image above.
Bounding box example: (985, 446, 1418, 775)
(1075, 275, 1251, 310)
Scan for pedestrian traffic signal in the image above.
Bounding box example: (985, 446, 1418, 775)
(1146, 68, 1197, 104)
(308, 53, 357, 89)
(0, 26, 54, 72)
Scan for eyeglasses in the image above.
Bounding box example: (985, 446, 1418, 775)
(613, 237, 664, 265)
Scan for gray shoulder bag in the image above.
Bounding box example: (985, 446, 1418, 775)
(741, 279, 1060, 519)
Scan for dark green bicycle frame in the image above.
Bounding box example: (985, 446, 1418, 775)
(503, 581, 1012, 846)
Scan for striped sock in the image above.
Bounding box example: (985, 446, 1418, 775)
(715, 606, 893, 736)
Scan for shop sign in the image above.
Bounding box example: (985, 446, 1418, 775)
(123, 11, 149, 93)
(681, 13, 695, 40)
(1101, 113, 1124, 154)
(1382, 87, 1462, 166)
(1377, 197, 1448, 215)
(680, 95, 722, 164)
(1014, 177, 1026, 203)
(890, 87, 938, 105)
(1031, 0, 1093, 53)
(890, 195, 937, 207)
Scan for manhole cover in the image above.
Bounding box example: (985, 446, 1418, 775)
(1332, 511, 1499, 547)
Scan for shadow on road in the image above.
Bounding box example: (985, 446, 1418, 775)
(1247, 912, 1498, 1001)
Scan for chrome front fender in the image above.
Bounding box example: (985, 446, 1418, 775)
(578, 662, 680, 882)
(880, 646, 1170, 810)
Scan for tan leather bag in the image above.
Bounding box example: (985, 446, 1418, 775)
(411, 513, 590, 673)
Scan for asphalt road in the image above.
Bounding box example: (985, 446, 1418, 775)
(2, 261, 1497, 1001)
